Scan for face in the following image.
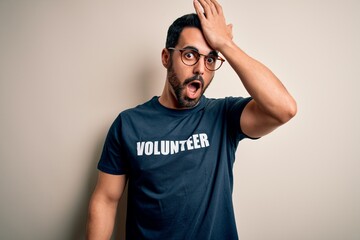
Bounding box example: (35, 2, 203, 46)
(163, 27, 215, 109)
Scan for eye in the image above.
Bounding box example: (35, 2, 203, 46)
(206, 56, 217, 65)
(183, 50, 197, 60)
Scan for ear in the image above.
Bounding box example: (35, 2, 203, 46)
(161, 48, 171, 69)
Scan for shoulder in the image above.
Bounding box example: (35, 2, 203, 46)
(107, 97, 156, 131)
(119, 97, 157, 119)
(204, 96, 252, 111)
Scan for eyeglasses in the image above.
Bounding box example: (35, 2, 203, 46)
(168, 47, 225, 71)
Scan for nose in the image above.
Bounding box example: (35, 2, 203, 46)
(193, 56, 205, 75)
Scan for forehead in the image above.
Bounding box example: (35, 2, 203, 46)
(176, 27, 213, 54)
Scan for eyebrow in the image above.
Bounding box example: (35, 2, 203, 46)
(183, 46, 219, 57)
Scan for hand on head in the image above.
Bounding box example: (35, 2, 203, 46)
(193, 0, 233, 51)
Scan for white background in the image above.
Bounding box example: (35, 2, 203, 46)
(0, 0, 359, 239)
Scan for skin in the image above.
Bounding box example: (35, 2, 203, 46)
(86, 172, 127, 240)
(159, 27, 216, 109)
(86, 0, 297, 239)
(191, 0, 297, 138)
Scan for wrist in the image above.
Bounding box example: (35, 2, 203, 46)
(218, 40, 238, 56)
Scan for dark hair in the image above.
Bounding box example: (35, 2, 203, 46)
(165, 13, 202, 48)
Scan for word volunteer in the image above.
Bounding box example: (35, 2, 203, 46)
(136, 133, 210, 156)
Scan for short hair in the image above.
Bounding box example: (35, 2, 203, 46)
(165, 13, 202, 49)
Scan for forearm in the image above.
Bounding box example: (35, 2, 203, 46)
(220, 41, 297, 123)
(86, 196, 118, 240)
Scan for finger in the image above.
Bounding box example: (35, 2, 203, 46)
(197, 0, 212, 18)
(193, 0, 206, 20)
(210, 0, 223, 15)
(204, 0, 217, 15)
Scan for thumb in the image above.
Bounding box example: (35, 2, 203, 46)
(227, 24, 233, 39)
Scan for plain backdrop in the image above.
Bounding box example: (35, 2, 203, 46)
(1, 0, 359, 239)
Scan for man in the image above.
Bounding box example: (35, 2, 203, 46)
(86, 0, 297, 239)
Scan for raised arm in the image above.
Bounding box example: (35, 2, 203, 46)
(86, 171, 127, 240)
(194, 0, 297, 138)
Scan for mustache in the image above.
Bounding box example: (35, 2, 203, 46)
(184, 75, 204, 86)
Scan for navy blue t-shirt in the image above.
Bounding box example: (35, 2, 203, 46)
(98, 95, 253, 239)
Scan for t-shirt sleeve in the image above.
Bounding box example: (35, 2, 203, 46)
(97, 115, 129, 175)
(226, 96, 256, 143)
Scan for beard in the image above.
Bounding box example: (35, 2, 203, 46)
(167, 62, 212, 108)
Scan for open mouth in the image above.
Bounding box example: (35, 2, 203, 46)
(188, 81, 201, 92)
(186, 80, 202, 99)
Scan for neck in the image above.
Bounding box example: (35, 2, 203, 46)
(158, 85, 180, 109)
